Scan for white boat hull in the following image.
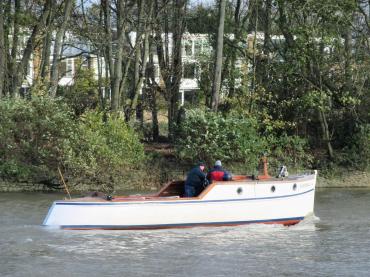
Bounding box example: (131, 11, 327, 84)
(43, 171, 317, 230)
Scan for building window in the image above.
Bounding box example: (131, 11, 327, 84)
(184, 40, 192, 56)
(184, 90, 198, 105)
(194, 40, 202, 56)
(60, 58, 73, 78)
(81, 57, 89, 68)
(59, 61, 67, 77)
(66, 59, 73, 77)
(183, 63, 196, 79)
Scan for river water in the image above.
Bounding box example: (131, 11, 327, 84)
(1, 189, 370, 277)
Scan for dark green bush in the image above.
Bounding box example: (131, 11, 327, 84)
(0, 97, 145, 188)
(67, 111, 145, 183)
(0, 97, 78, 181)
(60, 67, 100, 117)
(338, 124, 370, 170)
(265, 134, 313, 171)
(176, 109, 265, 170)
(176, 109, 312, 173)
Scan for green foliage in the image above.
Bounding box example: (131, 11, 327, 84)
(61, 66, 99, 116)
(176, 109, 312, 173)
(300, 90, 332, 113)
(185, 5, 217, 34)
(176, 109, 265, 170)
(62, 111, 146, 187)
(266, 134, 313, 170)
(338, 124, 370, 170)
(0, 97, 145, 188)
(0, 96, 78, 181)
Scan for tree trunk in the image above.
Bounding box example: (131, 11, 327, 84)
(276, 0, 295, 49)
(102, 0, 113, 79)
(50, 0, 74, 97)
(261, 0, 272, 85)
(9, 0, 21, 96)
(211, 0, 226, 111)
(131, 30, 149, 120)
(39, 2, 57, 83)
(135, 27, 151, 106)
(343, 16, 353, 94)
(168, 0, 186, 138)
(39, 31, 52, 81)
(111, 0, 126, 111)
(13, 0, 54, 96)
(0, 3, 5, 97)
(318, 108, 334, 160)
(39, 4, 55, 83)
(2, 0, 11, 97)
(146, 46, 159, 141)
(227, 0, 241, 99)
(154, 0, 186, 139)
(126, 0, 147, 121)
(151, 91, 159, 141)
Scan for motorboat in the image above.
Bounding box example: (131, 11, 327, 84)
(43, 170, 317, 230)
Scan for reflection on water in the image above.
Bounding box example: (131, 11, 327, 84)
(1, 190, 370, 277)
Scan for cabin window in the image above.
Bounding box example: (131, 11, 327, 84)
(237, 187, 243, 195)
(293, 184, 297, 191)
(271, 186, 276, 193)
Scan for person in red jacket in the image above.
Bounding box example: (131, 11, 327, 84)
(207, 160, 232, 183)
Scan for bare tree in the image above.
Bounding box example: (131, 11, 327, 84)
(0, 3, 5, 97)
(154, 0, 187, 139)
(126, 0, 153, 121)
(12, 0, 54, 96)
(9, 0, 21, 96)
(50, 0, 75, 97)
(211, 0, 226, 111)
(102, 0, 113, 79)
(111, 0, 126, 111)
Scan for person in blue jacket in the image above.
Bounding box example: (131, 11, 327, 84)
(184, 162, 208, 197)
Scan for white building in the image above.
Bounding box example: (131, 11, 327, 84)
(22, 32, 258, 104)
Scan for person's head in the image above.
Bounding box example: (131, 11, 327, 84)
(198, 161, 205, 171)
(215, 160, 222, 167)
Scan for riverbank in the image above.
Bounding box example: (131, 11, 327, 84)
(317, 170, 370, 188)
(1, 169, 370, 193)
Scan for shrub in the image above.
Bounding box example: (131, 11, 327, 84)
(65, 111, 146, 187)
(0, 97, 78, 181)
(338, 124, 370, 170)
(175, 109, 265, 170)
(265, 134, 313, 171)
(60, 67, 99, 117)
(176, 109, 313, 174)
(0, 97, 145, 190)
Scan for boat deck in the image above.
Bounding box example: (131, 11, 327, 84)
(65, 173, 315, 203)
